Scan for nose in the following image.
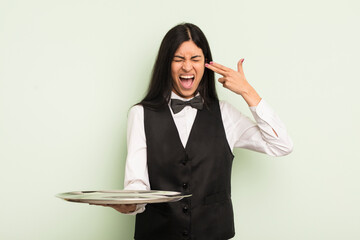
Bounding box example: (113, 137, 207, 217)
(182, 60, 193, 72)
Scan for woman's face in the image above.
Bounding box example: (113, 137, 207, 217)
(171, 40, 205, 99)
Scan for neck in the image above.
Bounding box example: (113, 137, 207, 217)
(171, 90, 198, 100)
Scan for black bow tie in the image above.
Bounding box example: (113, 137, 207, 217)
(170, 96, 204, 114)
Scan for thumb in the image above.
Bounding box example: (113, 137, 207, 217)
(237, 58, 245, 75)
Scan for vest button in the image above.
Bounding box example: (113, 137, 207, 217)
(182, 230, 189, 236)
(182, 160, 187, 165)
(183, 205, 189, 214)
(182, 183, 188, 190)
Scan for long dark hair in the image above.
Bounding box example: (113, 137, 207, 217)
(139, 23, 217, 110)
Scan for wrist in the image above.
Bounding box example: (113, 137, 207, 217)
(239, 85, 261, 107)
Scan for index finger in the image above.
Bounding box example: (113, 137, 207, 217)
(210, 61, 231, 72)
(205, 62, 228, 76)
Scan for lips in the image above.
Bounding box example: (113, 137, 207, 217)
(179, 74, 195, 89)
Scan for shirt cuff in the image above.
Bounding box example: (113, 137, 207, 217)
(122, 183, 148, 215)
(248, 99, 294, 156)
(124, 204, 146, 215)
(250, 99, 279, 127)
(249, 98, 267, 121)
(249, 99, 285, 139)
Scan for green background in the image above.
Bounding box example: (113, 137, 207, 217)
(1, 0, 359, 239)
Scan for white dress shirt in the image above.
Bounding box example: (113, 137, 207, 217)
(123, 92, 293, 214)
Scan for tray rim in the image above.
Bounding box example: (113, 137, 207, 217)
(56, 190, 192, 205)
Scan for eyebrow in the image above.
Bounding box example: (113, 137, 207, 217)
(174, 55, 202, 59)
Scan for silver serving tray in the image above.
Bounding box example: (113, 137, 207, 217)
(56, 190, 191, 204)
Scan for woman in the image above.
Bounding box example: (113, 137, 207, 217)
(109, 23, 292, 240)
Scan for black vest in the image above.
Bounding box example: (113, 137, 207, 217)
(135, 100, 235, 240)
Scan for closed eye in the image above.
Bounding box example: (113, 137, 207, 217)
(173, 55, 185, 62)
(191, 55, 202, 62)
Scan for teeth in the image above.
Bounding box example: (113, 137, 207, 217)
(180, 75, 194, 79)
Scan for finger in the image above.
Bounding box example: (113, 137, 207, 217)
(205, 63, 227, 76)
(89, 203, 107, 207)
(109, 204, 135, 211)
(218, 77, 226, 84)
(237, 58, 245, 75)
(210, 61, 230, 72)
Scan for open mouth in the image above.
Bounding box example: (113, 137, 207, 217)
(179, 74, 195, 89)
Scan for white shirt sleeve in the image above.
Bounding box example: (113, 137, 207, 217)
(123, 105, 150, 214)
(220, 99, 293, 156)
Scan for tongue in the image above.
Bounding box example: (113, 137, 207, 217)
(181, 78, 193, 89)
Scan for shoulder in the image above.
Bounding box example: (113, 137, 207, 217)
(219, 100, 240, 114)
(128, 103, 169, 121)
(219, 100, 232, 110)
(128, 104, 144, 120)
(219, 100, 248, 122)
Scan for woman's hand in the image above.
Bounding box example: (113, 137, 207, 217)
(205, 59, 261, 107)
(89, 203, 137, 214)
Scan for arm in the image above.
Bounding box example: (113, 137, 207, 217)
(124, 105, 150, 192)
(121, 105, 150, 214)
(221, 100, 293, 156)
(206, 59, 292, 155)
(205, 59, 261, 107)
(96, 105, 150, 214)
